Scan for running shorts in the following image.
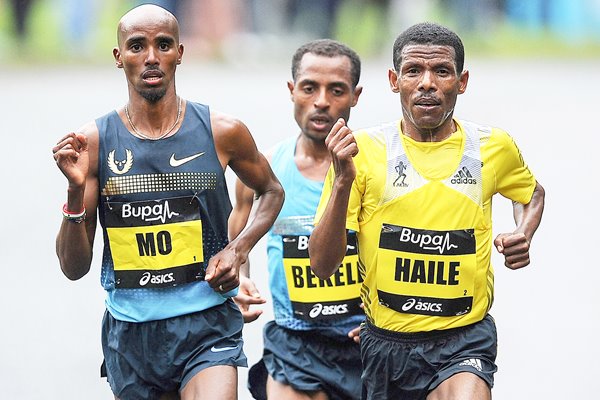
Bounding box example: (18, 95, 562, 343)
(247, 321, 362, 400)
(361, 314, 498, 400)
(102, 299, 247, 399)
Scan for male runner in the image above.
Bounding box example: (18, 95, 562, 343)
(52, 5, 283, 399)
(229, 39, 364, 400)
(309, 22, 545, 400)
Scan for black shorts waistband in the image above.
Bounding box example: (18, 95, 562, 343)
(270, 322, 353, 344)
(364, 317, 485, 343)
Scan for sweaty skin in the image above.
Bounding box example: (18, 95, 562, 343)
(53, 5, 283, 400)
(308, 37, 544, 400)
(228, 45, 364, 400)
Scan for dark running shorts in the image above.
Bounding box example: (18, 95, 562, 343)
(101, 299, 247, 400)
(361, 314, 498, 400)
(247, 321, 363, 400)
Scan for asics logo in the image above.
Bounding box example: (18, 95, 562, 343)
(309, 303, 349, 318)
(169, 152, 205, 167)
(401, 298, 443, 313)
(139, 271, 175, 286)
(401, 298, 416, 311)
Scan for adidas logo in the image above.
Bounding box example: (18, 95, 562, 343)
(458, 358, 483, 372)
(451, 166, 477, 184)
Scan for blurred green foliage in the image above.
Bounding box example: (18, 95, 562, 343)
(1, 0, 598, 65)
(0, 0, 131, 64)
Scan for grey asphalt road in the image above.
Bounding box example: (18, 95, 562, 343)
(1, 57, 598, 399)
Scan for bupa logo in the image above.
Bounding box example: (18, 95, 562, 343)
(401, 298, 443, 313)
(398, 227, 458, 255)
(139, 271, 175, 286)
(309, 303, 349, 318)
(451, 166, 476, 184)
(122, 201, 179, 223)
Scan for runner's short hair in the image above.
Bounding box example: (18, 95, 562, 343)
(292, 39, 361, 89)
(392, 22, 465, 73)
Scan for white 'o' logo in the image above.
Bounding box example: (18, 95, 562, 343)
(309, 303, 323, 318)
(402, 298, 416, 311)
(139, 272, 151, 286)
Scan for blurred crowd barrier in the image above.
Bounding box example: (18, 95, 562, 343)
(1, 0, 599, 63)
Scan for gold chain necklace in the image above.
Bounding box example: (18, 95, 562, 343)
(125, 96, 182, 140)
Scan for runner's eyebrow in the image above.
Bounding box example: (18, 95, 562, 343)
(154, 35, 176, 45)
(298, 79, 350, 89)
(124, 35, 175, 47)
(125, 35, 146, 46)
(298, 78, 317, 86)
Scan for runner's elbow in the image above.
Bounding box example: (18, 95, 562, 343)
(309, 221, 350, 278)
(311, 265, 335, 280)
(60, 264, 90, 281)
(308, 243, 344, 279)
(57, 253, 92, 281)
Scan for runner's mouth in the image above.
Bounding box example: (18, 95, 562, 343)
(310, 116, 331, 129)
(142, 70, 164, 84)
(414, 97, 440, 107)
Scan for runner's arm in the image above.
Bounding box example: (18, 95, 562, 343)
(222, 121, 283, 268)
(512, 181, 545, 242)
(207, 112, 284, 291)
(309, 119, 356, 279)
(494, 181, 545, 270)
(229, 178, 268, 322)
(53, 124, 100, 280)
(228, 178, 256, 274)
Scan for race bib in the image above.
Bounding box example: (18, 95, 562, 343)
(282, 232, 363, 321)
(104, 196, 204, 288)
(376, 224, 476, 317)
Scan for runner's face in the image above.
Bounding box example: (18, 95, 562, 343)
(114, 15, 182, 103)
(389, 44, 468, 136)
(288, 53, 361, 142)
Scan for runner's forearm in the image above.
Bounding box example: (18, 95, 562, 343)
(56, 186, 95, 280)
(56, 222, 94, 280)
(309, 180, 352, 279)
(513, 181, 545, 243)
(228, 183, 283, 259)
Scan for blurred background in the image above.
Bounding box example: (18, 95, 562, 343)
(2, 0, 600, 64)
(1, 1, 599, 399)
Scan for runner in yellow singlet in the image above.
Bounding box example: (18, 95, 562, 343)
(309, 22, 545, 400)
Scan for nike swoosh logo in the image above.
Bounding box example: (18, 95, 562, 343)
(210, 345, 239, 353)
(169, 152, 205, 167)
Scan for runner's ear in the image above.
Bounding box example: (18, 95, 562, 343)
(388, 68, 400, 93)
(113, 47, 123, 69)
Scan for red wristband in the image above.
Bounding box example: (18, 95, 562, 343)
(62, 203, 85, 216)
(62, 203, 86, 223)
